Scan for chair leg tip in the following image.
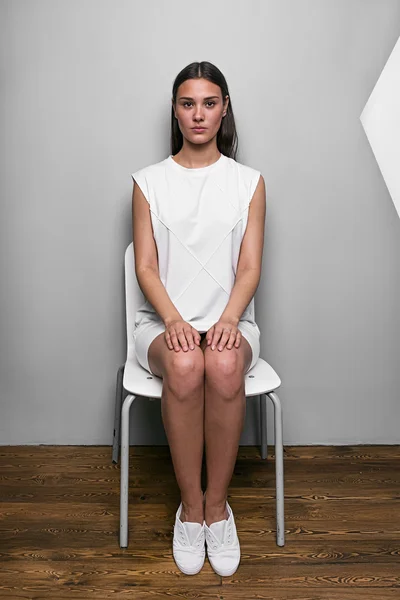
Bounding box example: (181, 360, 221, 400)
(276, 538, 285, 547)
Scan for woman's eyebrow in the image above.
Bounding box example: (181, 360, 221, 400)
(178, 96, 219, 101)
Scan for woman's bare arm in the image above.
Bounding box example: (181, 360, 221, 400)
(132, 180, 182, 326)
(220, 174, 266, 324)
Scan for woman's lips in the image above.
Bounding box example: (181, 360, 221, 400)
(192, 127, 206, 132)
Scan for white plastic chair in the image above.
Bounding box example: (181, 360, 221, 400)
(113, 242, 285, 548)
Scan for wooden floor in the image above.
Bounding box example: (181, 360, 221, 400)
(1, 445, 399, 599)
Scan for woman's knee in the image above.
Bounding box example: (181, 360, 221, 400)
(149, 334, 204, 391)
(147, 333, 200, 377)
(204, 347, 245, 396)
(162, 348, 204, 400)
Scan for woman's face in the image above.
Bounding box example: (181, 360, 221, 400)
(173, 78, 229, 146)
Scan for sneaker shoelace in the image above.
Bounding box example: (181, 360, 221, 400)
(175, 519, 205, 552)
(205, 518, 234, 551)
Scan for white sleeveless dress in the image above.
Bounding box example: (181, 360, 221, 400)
(131, 153, 262, 375)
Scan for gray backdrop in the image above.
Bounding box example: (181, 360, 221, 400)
(1, 0, 399, 445)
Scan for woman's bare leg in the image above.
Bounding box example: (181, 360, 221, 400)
(148, 333, 206, 524)
(202, 337, 252, 526)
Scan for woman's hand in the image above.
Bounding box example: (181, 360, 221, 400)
(206, 318, 241, 352)
(164, 319, 201, 352)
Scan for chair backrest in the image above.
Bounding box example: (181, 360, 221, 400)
(124, 242, 145, 358)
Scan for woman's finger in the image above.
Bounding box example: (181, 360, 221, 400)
(164, 330, 173, 350)
(234, 329, 241, 347)
(226, 330, 237, 350)
(177, 330, 188, 351)
(217, 329, 232, 351)
(185, 329, 196, 350)
(169, 329, 181, 351)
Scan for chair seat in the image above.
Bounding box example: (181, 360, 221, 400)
(123, 347, 281, 398)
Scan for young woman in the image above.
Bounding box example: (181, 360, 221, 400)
(131, 61, 266, 576)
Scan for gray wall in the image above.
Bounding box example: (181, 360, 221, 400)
(1, 0, 399, 445)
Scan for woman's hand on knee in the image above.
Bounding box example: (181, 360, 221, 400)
(207, 319, 241, 352)
(164, 320, 201, 352)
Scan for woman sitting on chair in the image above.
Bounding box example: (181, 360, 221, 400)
(131, 60, 266, 576)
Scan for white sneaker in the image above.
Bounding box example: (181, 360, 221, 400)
(204, 501, 240, 576)
(172, 502, 205, 575)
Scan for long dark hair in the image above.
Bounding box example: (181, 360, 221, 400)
(170, 61, 238, 160)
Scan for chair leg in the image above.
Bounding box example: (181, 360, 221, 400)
(120, 393, 137, 548)
(266, 391, 285, 547)
(259, 394, 268, 459)
(112, 365, 125, 464)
